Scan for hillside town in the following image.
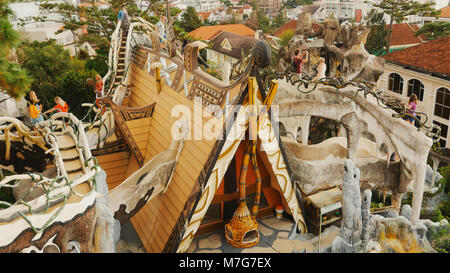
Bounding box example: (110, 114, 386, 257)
(0, 0, 449, 256)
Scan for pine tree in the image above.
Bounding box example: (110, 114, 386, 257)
(415, 21, 450, 40)
(180, 7, 202, 33)
(0, 0, 32, 99)
(364, 9, 389, 55)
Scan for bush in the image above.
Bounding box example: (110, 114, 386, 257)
(429, 224, 450, 253)
(279, 29, 294, 47)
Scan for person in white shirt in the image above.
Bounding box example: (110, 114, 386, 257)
(313, 57, 326, 81)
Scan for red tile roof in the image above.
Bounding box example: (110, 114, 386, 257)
(382, 36, 450, 77)
(273, 20, 320, 37)
(386, 23, 425, 46)
(198, 11, 212, 20)
(188, 24, 255, 41)
(439, 6, 450, 18)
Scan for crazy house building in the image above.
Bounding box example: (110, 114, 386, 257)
(0, 5, 448, 254)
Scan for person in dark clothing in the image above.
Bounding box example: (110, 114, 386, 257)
(293, 49, 309, 75)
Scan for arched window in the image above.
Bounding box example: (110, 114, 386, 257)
(407, 79, 424, 101)
(434, 87, 450, 120)
(388, 73, 403, 94)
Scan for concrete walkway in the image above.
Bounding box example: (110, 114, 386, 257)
(186, 215, 339, 253)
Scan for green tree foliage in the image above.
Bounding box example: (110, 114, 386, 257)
(251, 0, 272, 33)
(415, 21, 450, 40)
(179, 6, 202, 33)
(364, 9, 389, 55)
(221, 0, 232, 7)
(273, 10, 287, 29)
(0, 0, 33, 98)
(238, 0, 251, 5)
(18, 40, 96, 119)
(85, 56, 108, 77)
(279, 29, 294, 46)
(284, 0, 313, 8)
(374, 0, 440, 53)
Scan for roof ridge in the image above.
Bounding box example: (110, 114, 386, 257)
(407, 23, 423, 42)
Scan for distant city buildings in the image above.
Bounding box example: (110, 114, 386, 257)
(8, 0, 79, 54)
(255, 0, 283, 18)
(314, 0, 377, 23)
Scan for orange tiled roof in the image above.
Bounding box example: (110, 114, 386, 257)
(188, 24, 255, 40)
(382, 36, 450, 77)
(198, 11, 212, 20)
(273, 20, 320, 37)
(439, 6, 450, 18)
(386, 23, 425, 46)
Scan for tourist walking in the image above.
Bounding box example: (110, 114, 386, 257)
(405, 94, 418, 125)
(94, 74, 105, 113)
(44, 96, 69, 115)
(118, 4, 129, 35)
(27, 91, 44, 129)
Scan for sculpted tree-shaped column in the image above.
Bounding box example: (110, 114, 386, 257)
(332, 159, 371, 253)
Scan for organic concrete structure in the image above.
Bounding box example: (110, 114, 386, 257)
(276, 80, 433, 224)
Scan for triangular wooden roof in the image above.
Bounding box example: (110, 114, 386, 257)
(118, 42, 307, 252)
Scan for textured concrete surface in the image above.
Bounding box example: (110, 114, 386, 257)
(187, 215, 339, 253)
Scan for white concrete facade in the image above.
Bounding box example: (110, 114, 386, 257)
(206, 48, 239, 71)
(315, 0, 378, 23)
(379, 62, 450, 148)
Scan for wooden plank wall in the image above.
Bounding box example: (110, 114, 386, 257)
(128, 61, 219, 253)
(126, 117, 151, 157)
(96, 150, 131, 190)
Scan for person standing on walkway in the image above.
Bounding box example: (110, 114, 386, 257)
(405, 94, 418, 126)
(118, 4, 129, 35)
(27, 91, 44, 129)
(44, 96, 69, 115)
(293, 49, 309, 76)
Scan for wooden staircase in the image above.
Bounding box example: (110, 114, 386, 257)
(111, 33, 128, 91)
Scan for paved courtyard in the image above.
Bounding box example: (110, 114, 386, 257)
(186, 215, 339, 253)
(117, 215, 340, 253)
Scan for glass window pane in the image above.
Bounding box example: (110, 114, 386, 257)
(435, 104, 442, 117)
(441, 123, 448, 138)
(444, 89, 450, 107)
(443, 107, 450, 120)
(436, 89, 444, 104)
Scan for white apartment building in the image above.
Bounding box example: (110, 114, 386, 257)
(315, 0, 379, 23)
(174, 0, 221, 12)
(379, 37, 450, 148)
(8, 1, 79, 54)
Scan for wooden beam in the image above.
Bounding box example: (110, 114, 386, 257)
(211, 179, 270, 204)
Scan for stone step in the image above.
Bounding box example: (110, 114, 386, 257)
(60, 148, 79, 161)
(68, 171, 84, 182)
(57, 135, 76, 150)
(63, 160, 82, 172)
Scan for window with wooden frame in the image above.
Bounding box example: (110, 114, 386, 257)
(434, 87, 450, 120)
(407, 79, 424, 101)
(388, 73, 403, 94)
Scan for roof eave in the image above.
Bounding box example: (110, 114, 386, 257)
(385, 59, 450, 81)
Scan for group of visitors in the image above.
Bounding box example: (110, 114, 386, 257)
(292, 47, 326, 82)
(27, 91, 69, 129)
(27, 73, 104, 130)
